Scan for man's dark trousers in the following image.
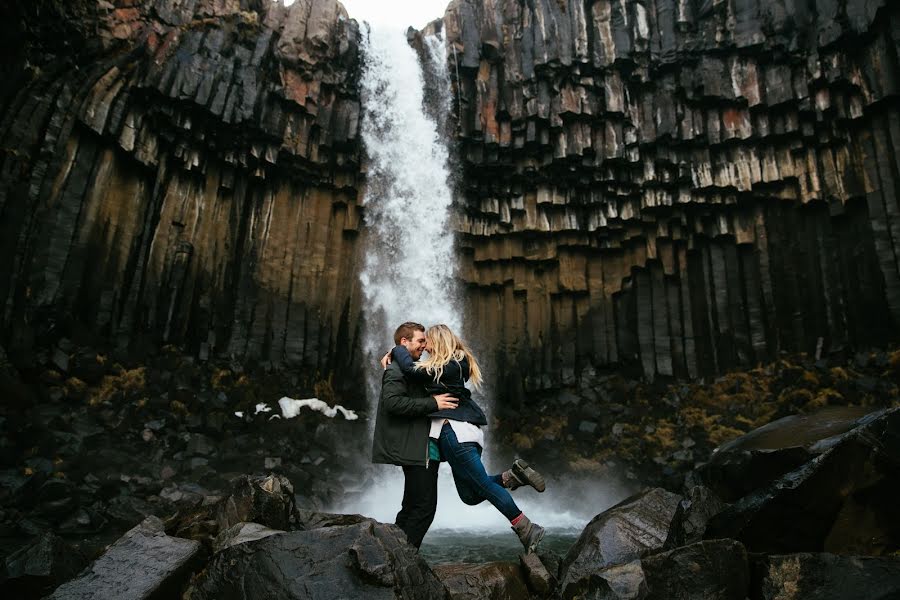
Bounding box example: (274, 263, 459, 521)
(395, 462, 439, 548)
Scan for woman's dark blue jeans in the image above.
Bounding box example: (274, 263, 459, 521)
(437, 422, 522, 521)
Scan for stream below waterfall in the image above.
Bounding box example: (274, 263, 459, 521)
(419, 528, 582, 564)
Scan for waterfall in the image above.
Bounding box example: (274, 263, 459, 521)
(338, 25, 621, 542)
(357, 25, 461, 394)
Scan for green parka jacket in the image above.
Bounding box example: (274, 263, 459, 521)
(371, 362, 438, 466)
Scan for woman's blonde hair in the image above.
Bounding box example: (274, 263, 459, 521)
(416, 324, 482, 390)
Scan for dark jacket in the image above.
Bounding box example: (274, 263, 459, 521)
(390, 346, 488, 426)
(371, 362, 438, 466)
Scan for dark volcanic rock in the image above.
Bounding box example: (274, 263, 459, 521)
(215, 474, 298, 533)
(169, 473, 297, 549)
(695, 406, 874, 501)
(753, 553, 900, 600)
(563, 539, 748, 600)
(520, 551, 554, 596)
(212, 521, 285, 554)
(559, 488, 682, 598)
(0, 532, 85, 599)
(187, 521, 447, 600)
(48, 516, 201, 600)
(705, 408, 900, 554)
(693, 446, 815, 503)
(1, 0, 365, 388)
(578, 561, 648, 600)
(295, 509, 371, 530)
(677, 486, 728, 545)
(640, 539, 748, 600)
(432, 561, 530, 600)
(440, 0, 900, 389)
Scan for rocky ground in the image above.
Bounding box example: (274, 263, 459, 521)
(0, 340, 372, 565)
(1, 404, 898, 599)
(495, 348, 900, 489)
(1, 339, 899, 597)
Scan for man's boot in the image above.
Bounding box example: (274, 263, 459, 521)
(502, 459, 546, 492)
(512, 514, 545, 552)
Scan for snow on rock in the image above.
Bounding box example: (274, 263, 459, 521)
(277, 397, 358, 420)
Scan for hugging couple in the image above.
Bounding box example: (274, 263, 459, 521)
(371, 321, 546, 551)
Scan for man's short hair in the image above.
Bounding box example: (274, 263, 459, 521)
(394, 321, 425, 345)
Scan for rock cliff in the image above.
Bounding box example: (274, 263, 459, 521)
(439, 0, 900, 396)
(0, 0, 365, 390)
(2, 0, 900, 398)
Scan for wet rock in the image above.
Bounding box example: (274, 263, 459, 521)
(34, 479, 78, 520)
(58, 507, 107, 535)
(563, 539, 748, 600)
(295, 509, 371, 530)
(753, 553, 900, 600)
(0, 532, 85, 599)
(187, 520, 445, 599)
(520, 551, 554, 596)
(559, 488, 683, 598)
(105, 495, 156, 526)
(705, 408, 900, 554)
(696, 406, 873, 501)
(536, 548, 562, 582)
(212, 521, 284, 554)
(215, 473, 298, 532)
(48, 516, 201, 599)
(677, 486, 728, 545)
(577, 561, 648, 600)
(432, 561, 530, 600)
(640, 539, 748, 599)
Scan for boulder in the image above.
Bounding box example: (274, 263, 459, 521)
(48, 516, 201, 599)
(753, 553, 900, 600)
(0, 532, 85, 599)
(705, 408, 900, 554)
(640, 539, 748, 599)
(432, 561, 530, 600)
(216, 473, 298, 532)
(561, 539, 748, 600)
(694, 407, 874, 501)
(212, 522, 285, 554)
(186, 520, 446, 599)
(576, 561, 648, 600)
(677, 486, 728, 545)
(295, 509, 371, 530)
(559, 488, 683, 598)
(520, 551, 554, 596)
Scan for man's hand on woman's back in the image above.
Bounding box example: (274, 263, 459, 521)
(434, 393, 458, 410)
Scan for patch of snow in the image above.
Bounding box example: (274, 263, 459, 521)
(278, 397, 358, 420)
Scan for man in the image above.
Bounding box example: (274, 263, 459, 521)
(371, 321, 458, 548)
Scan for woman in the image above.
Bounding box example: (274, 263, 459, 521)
(388, 324, 547, 551)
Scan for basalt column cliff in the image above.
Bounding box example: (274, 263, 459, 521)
(0, 0, 365, 388)
(439, 0, 900, 398)
(2, 0, 900, 400)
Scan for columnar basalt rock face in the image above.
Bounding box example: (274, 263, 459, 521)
(440, 0, 900, 394)
(0, 0, 365, 389)
(3, 0, 900, 401)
